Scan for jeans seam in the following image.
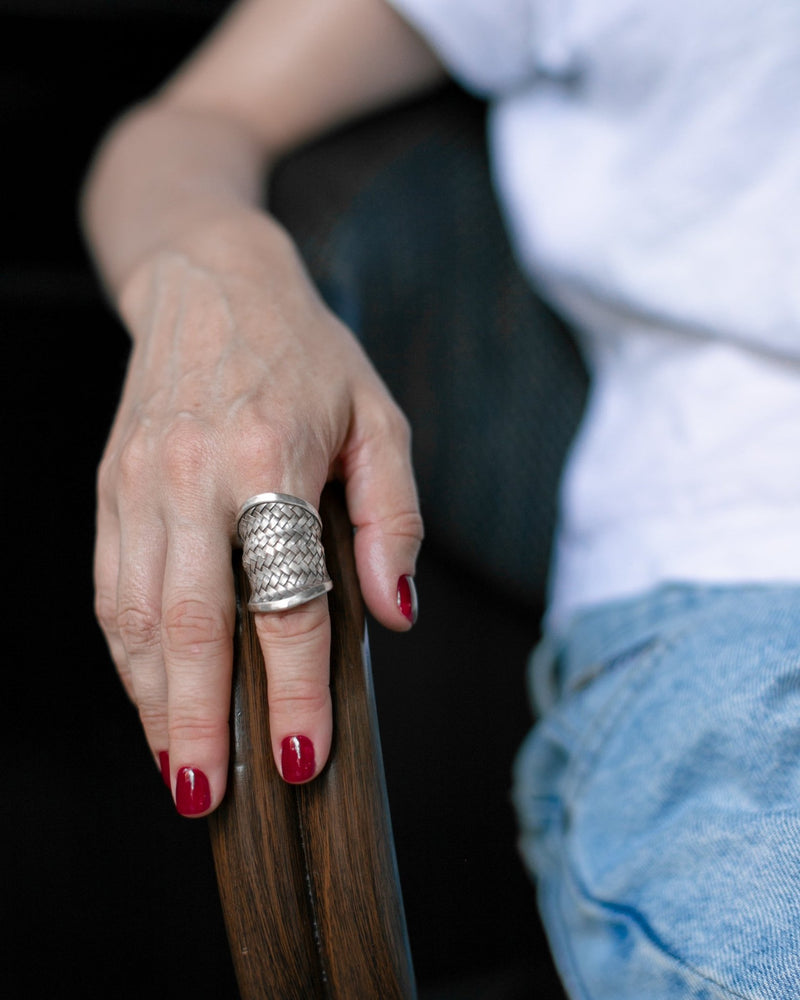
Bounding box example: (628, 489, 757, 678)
(564, 635, 668, 798)
(563, 865, 758, 1000)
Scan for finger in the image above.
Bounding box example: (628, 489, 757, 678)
(96, 464, 171, 785)
(342, 392, 423, 630)
(254, 594, 332, 784)
(161, 527, 235, 817)
(115, 510, 170, 769)
(94, 495, 132, 698)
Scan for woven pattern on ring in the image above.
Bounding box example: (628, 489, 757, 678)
(239, 501, 330, 605)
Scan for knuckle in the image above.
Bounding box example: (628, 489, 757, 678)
(117, 602, 162, 653)
(116, 428, 152, 489)
(160, 417, 214, 489)
(137, 699, 168, 735)
(168, 713, 229, 746)
(268, 678, 330, 718)
(233, 422, 284, 471)
(254, 603, 329, 647)
(162, 599, 228, 654)
(358, 507, 424, 548)
(94, 589, 119, 636)
(385, 507, 425, 544)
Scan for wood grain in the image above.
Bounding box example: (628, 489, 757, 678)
(208, 483, 417, 999)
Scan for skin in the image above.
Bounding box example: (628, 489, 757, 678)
(81, 0, 445, 815)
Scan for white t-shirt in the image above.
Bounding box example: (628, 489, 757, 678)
(387, 0, 800, 632)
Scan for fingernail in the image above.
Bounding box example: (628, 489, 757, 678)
(281, 735, 316, 783)
(175, 766, 211, 816)
(159, 750, 171, 789)
(397, 575, 418, 624)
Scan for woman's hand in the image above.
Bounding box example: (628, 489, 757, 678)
(81, 0, 442, 816)
(94, 211, 422, 815)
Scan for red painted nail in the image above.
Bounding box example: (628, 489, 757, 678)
(281, 735, 316, 783)
(175, 766, 211, 816)
(397, 575, 418, 624)
(159, 750, 171, 789)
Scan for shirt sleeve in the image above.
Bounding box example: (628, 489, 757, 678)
(385, 0, 537, 96)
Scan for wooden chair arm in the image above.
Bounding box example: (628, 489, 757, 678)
(208, 482, 416, 999)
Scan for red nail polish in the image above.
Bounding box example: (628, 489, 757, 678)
(281, 735, 315, 783)
(159, 750, 171, 789)
(397, 575, 418, 624)
(175, 766, 211, 816)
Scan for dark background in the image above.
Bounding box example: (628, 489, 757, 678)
(4, 2, 566, 996)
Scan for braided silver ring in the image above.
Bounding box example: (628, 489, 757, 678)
(236, 492, 332, 612)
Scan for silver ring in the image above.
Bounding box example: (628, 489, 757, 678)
(236, 492, 332, 612)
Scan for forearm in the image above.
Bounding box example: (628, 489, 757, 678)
(80, 0, 444, 308)
(80, 101, 272, 304)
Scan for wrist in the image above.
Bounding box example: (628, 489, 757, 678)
(117, 206, 303, 336)
(82, 99, 271, 300)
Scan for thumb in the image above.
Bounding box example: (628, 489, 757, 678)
(342, 395, 423, 630)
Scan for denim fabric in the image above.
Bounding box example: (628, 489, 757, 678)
(513, 584, 800, 999)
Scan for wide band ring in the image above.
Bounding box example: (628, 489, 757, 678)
(236, 492, 333, 612)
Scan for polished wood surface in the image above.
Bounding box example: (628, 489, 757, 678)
(209, 483, 416, 999)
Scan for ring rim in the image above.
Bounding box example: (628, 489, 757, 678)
(246, 580, 333, 613)
(236, 491, 321, 537)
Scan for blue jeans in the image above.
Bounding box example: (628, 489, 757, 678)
(513, 583, 800, 999)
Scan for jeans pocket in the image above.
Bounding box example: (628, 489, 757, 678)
(563, 633, 667, 796)
(514, 632, 667, 877)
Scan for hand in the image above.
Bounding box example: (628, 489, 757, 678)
(94, 213, 422, 816)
